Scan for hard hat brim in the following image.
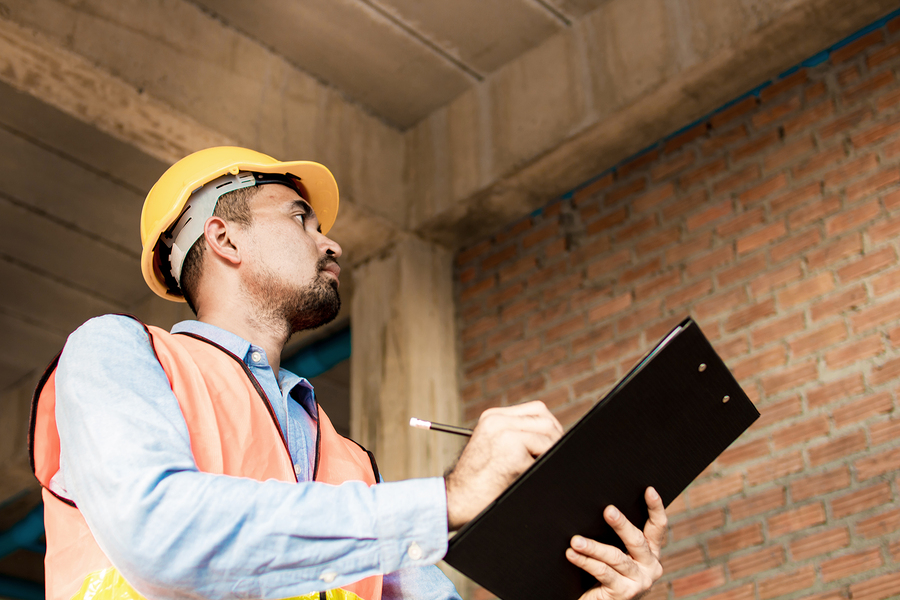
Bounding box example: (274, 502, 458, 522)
(141, 155, 339, 301)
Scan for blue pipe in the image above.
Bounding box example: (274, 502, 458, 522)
(0, 505, 44, 560)
(281, 327, 351, 379)
(0, 575, 44, 600)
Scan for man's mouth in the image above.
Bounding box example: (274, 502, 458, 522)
(320, 260, 341, 283)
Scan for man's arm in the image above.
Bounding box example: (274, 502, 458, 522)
(56, 315, 450, 600)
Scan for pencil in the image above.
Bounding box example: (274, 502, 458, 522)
(409, 417, 473, 437)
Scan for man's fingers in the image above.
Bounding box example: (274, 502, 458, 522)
(566, 546, 630, 591)
(569, 536, 638, 578)
(644, 487, 668, 557)
(481, 401, 564, 435)
(604, 505, 655, 566)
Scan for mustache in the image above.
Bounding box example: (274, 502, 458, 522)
(317, 256, 339, 271)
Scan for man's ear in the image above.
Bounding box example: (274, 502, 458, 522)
(204, 216, 242, 266)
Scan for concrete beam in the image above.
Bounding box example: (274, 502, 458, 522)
(0, 1, 408, 265)
(407, 0, 900, 248)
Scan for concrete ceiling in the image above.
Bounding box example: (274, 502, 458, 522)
(1, 0, 900, 507)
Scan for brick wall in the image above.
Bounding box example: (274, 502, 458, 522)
(454, 16, 900, 600)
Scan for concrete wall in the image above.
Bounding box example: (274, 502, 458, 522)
(455, 19, 900, 600)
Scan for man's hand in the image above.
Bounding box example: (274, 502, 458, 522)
(444, 401, 563, 530)
(568, 487, 667, 600)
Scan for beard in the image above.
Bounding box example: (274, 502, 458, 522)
(245, 256, 341, 335)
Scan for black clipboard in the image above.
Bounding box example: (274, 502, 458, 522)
(444, 318, 759, 600)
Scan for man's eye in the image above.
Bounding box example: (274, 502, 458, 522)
(296, 214, 306, 225)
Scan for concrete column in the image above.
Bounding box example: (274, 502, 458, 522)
(350, 235, 464, 482)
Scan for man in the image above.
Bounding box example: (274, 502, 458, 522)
(30, 147, 667, 600)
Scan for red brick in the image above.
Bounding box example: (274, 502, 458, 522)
(664, 122, 708, 154)
(851, 296, 900, 334)
(541, 273, 582, 304)
(808, 373, 865, 408)
(856, 507, 900, 538)
(809, 430, 867, 467)
(821, 547, 883, 582)
(731, 346, 787, 381)
(632, 183, 676, 213)
(494, 217, 533, 245)
(754, 396, 803, 429)
(499, 337, 542, 364)
(526, 345, 568, 372)
(548, 355, 592, 383)
(871, 416, 900, 445)
(572, 367, 617, 398)
(789, 321, 848, 356)
(671, 566, 726, 598)
(666, 278, 713, 308)
(759, 566, 817, 600)
(616, 302, 662, 334)
(652, 152, 696, 182)
(635, 271, 681, 300)
(573, 172, 614, 204)
(500, 297, 540, 323)
(719, 254, 769, 289)
(805, 81, 828, 102)
(544, 315, 587, 344)
(790, 527, 851, 560)
(615, 215, 657, 242)
(791, 467, 851, 501)
(457, 240, 492, 266)
(822, 154, 878, 188)
(718, 437, 770, 467)
(747, 451, 804, 486)
(761, 361, 818, 395)
(832, 31, 885, 63)
(485, 321, 525, 351)
(635, 226, 679, 254)
(569, 323, 614, 356)
(855, 446, 900, 480)
(820, 107, 873, 139)
(772, 415, 830, 450)
(768, 502, 826, 537)
(727, 547, 785, 580)
(839, 66, 864, 87)
(585, 248, 631, 280)
(886, 188, 900, 210)
(522, 221, 559, 249)
(870, 36, 900, 66)
(737, 221, 787, 255)
(828, 201, 882, 236)
(854, 175, 900, 210)
(605, 179, 647, 207)
(505, 374, 546, 404)
(788, 195, 842, 229)
(739, 174, 788, 206)
(681, 158, 728, 190)
(717, 207, 765, 238)
(689, 472, 744, 507)
(663, 544, 705, 573)
(753, 95, 802, 129)
(870, 218, 900, 245)
(587, 293, 633, 323)
(852, 115, 900, 148)
(711, 96, 759, 128)
(460, 277, 496, 303)
(723, 298, 776, 332)
(764, 136, 816, 172)
(585, 208, 628, 236)
(750, 261, 803, 297)
(687, 246, 734, 279)
(777, 273, 835, 308)
(784, 100, 836, 136)
(751, 312, 805, 347)
(733, 130, 781, 163)
(695, 291, 749, 325)
(498, 256, 537, 283)
(617, 149, 659, 179)
(729, 487, 785, 521)
(871, 354, 900, 386)
(770, 229, 821, 264)
(825, 333, 883, 368)
(662, 189, 709, 221)
(792, 144, 846, 180)
(713, 165, 761, 196)
(760, 70, 809, 102)
(843, 71, 895, 104)
(466, 356, 499, 378)
(702, 124, 750, 156)
(484, 363, 525, 393)
(810, 284, 867, 321)
(687, 200, 733, 231)
(832, 481, 893, 518)
(850, 571, 900, 600)
(707, 524, 763, 558)
(670, 508, 726, 541)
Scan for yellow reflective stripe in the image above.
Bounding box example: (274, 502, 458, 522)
(72, 568, 364, 600)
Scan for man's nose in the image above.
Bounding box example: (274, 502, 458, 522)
(321, 234, 342, 259)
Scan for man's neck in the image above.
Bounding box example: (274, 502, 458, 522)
(197, 309, 289, 374)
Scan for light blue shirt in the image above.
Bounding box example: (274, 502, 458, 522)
(53, 315, 461, 600)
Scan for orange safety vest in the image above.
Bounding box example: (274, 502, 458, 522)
(30, 316, 383, 600)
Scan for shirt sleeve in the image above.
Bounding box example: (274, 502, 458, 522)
(381, 565, 462, 600)
(55, 314, 453, 600)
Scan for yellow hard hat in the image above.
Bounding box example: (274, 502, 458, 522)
(140, 146, 339, 301)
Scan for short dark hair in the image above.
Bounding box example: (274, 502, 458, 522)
(180, 186, 258, 314)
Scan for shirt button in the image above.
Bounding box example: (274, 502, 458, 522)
(294, 464, 302, 476)
(320, 572, 337, 584)
(251, 351, 262, 363)
(407, 541, 423, 561)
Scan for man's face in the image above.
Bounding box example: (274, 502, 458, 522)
(238, 183, 343, 333)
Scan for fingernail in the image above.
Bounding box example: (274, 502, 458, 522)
(572, 535, 587, 550)
(648, 487, 660, 500)
(607, 506, 620, 520)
